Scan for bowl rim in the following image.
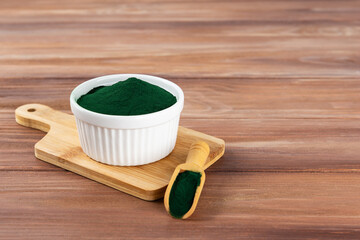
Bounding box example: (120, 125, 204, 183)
(70, 74, 184, 129)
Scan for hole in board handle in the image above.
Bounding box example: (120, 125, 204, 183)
(27, 108, 36, 112)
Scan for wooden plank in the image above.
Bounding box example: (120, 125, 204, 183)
(0, 0, 359, 78)
(1, 39, 359, 79)
(1, 0, 359, 23)
(1, 78, 360, 119)
(1, 171, 360, 239)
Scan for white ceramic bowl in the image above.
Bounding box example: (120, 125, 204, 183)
(70, 74, 184, 166)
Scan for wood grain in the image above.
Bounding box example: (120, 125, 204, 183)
(3, 109, 360, 172)
(1, 171, 360, 239)
(2, 78, 360, 119)
(1, 0, 360, 239)
(2, 78, 360, 172)
(0, 0, 360, 79)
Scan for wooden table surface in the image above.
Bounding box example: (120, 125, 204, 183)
(1, 0, 360, 239)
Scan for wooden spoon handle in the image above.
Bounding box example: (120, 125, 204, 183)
(185, 141, 210, 168)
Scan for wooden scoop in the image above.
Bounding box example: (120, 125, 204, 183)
(164, 141, 210, 219)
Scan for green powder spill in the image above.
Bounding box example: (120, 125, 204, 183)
(169, 170, 202, 219)
(77, 77, 177, 115)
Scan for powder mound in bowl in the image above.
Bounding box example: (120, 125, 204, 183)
(77, 77, 177, 116)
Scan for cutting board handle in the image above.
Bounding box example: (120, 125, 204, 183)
(15, 103, 75, 133)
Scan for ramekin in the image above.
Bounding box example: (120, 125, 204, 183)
(70, 74, 184, 166)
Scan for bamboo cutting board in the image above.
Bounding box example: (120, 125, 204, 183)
(15, 104, 225, 201)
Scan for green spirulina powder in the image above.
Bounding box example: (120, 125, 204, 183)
(169, 171, 202, 219)
(77, 77, 177, 115)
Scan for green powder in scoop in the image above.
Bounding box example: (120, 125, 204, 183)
(77, 77, 177, 115)
(169, 171, 202, 219)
